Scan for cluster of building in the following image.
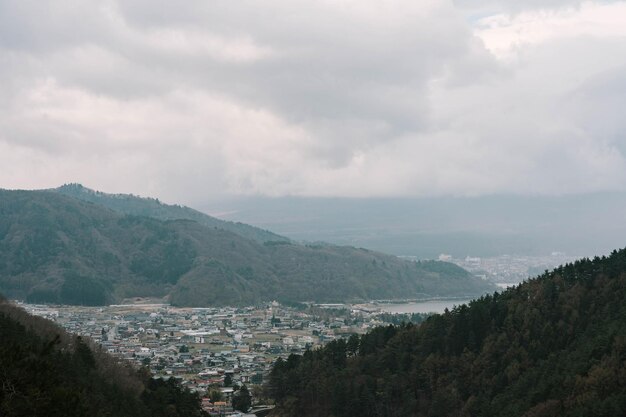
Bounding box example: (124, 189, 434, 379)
(439, 252, 578, 284)
(22, 300, 390, 416)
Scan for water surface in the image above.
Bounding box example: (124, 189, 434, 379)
(379, 299, 475, 314)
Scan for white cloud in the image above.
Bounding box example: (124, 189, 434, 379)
(0, 0, 625, 202)
(475, 1, 626, 60)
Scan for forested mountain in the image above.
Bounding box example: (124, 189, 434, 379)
(54, 183, 288, 244)
(0, 189, 494, 306)
(268, 249, 626, 417)
(0, 296, 205, 417)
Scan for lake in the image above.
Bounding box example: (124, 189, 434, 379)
(378, 299, 475, 314)
(377, 283, 516, 314)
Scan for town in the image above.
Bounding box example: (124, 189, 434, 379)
(16, 254, 570, 415)
(21, 300, 410, 416)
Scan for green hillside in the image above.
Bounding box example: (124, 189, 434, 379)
(54, 183, 289, 244)
(0, 296, 205, 417)
(0, 189, 494, 306)
(268, 249, 626, 416)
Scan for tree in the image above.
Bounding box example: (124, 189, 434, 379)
(232, 385, 252, 412)
(209, 389, 223, 403)
(346, 334, 360, 356)
(224, 374, 232, 387)
(74, 336, 96, 370)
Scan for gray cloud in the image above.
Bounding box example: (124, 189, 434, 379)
(0, 0, 625, 203)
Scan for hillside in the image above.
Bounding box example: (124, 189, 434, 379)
(0, 296, 205, 417)
(268, 249, 626, 417)
(54, 183, 289, 244)
(0, 189, 494, 306)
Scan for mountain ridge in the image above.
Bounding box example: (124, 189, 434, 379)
(0, 188, 495, 306)
(53, 183, 289, 244)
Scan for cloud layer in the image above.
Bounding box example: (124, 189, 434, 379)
(1, 0, 625, 203)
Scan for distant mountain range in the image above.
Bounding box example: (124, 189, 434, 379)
(0, 186, 495, 306)
(201, 194, 626, 257)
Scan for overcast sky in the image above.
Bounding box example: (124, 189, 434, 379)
(1, 0, 625, 204)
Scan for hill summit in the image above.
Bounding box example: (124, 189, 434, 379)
(54, 183, 289, 243)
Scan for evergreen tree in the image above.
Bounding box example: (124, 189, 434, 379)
(266, 248, 626, 417)
(232, 385, 252, 412)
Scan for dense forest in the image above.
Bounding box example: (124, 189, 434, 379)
(268, 248, 626, 416)
(0, 188, 494, 306)
(0, 296, 205, 417)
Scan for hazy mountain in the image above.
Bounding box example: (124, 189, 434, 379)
(268, 248, 626, 417)
(0, 189, 494, 306)
(200, 194, 626, 258)
(54, 183, 289, 244)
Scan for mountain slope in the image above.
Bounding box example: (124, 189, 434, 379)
(268, 249, 626, 417)
(0, 296, 205, 417)
(54, 183, 289, 244)
(0, 189, 494, 306)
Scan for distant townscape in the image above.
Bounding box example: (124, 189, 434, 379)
(21, 300, 426, 415)
(438, 252, 580, 284)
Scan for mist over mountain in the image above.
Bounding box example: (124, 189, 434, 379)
(201, 193, 626, 258)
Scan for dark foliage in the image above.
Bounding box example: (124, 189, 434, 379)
(376, 312, 432, 325)
(232, 385, 252, 412)
(0, 299, 206, 417)
(268, 249, 626, 416)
